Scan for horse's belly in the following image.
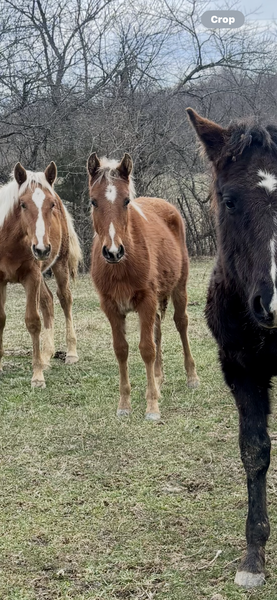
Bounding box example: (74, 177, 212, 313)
(157, 256, 182, 294)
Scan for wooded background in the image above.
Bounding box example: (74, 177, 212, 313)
(0, 0, 276, 268)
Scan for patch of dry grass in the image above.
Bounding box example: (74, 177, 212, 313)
(0, 259, 276, 599)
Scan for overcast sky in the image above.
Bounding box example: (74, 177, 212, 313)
(241, 0, 277, 19)
(205, 1, 277, 20)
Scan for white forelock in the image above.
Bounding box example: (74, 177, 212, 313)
(92, 156, 136, 201)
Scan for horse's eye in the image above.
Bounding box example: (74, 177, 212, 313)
(51, 202, 55, 209)
(124, 198, 130, 207)
(20, 202, 26, 209)
(91, 198, 98, 208)
(225, 198, 236, 212)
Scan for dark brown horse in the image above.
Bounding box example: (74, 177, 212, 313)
(87, 153, 199, 420)
(187, 107, 277, 588)
(0, 162, 82, 387)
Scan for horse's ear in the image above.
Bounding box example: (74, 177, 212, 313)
(14, 162, 27, 186)
(186, 108, 227, 162)
(45, 161, 57, 186)
(87, 152, 100, 178)
(118, 153, 133, 179)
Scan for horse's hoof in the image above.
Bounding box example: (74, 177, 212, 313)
(117, 409, 131, 417)
(145, 412, 161, 421)
(31, 379, 46, 389)
(234, 570, 265, 588)
(65, 355, 79, 365)
(187, 377, 200, 389)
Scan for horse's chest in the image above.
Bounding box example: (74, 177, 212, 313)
(0, 252, 35, 283)
(0, 257, 21, 283)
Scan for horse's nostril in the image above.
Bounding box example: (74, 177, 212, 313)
(102, 245, 124, 263)
(102, 246, 109, 259)
(253, 295, 264, 316)
(32, 244, 51, 259)
(117, 245, 124, 259)
(252, 295, 274, 322)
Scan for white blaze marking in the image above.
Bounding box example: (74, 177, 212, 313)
(269, 237, 277, 314)
(105, 184, 117, 203)
(32, 188, 46, 249)
(257, 170, 277, 194)
(131, 201, 147, 220)
(109, 222, 118, 253)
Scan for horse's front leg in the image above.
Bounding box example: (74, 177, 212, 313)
(101, 298, 131, 416)
(40, 277, 55, 367)
(223, 360, 271, 588)
(137, 294, 160, 420)
(22, 273, 45, 388)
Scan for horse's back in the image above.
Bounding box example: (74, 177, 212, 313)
(134, 197, 186, 246)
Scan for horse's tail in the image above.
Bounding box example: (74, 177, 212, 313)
(64, 206, 83, 280)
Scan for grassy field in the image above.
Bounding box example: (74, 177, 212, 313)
(0, 258, 277, 600)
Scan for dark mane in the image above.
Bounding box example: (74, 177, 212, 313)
(219, 119, 277, 165)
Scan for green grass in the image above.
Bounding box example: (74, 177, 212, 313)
(0, 259, 277, 599)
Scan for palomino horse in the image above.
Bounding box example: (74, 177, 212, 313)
(0, 162, 82, 387)
(87, 152, 199, 420)
(187, 107, 277, 588)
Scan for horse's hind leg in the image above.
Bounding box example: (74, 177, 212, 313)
(40, 277, 55, 367)
(154, 313, 164, 388)
(52, 262, 78, 364)
(0, 283, 7, 374)
(171, 283, 199, 388)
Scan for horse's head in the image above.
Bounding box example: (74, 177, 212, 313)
(187, 107, 277, 329)
(87, 152, 134, 264)
(14, 162, 57, 261)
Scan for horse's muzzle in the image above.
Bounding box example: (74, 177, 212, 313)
(32, 244, 51, 260)
(102, 244, 125, 263)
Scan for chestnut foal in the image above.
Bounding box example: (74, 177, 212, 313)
(88, 152, 199, 420)
(0, 162, 82, 387)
